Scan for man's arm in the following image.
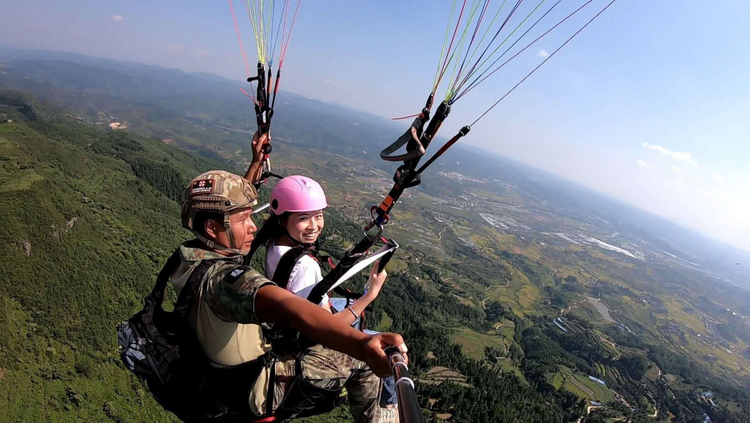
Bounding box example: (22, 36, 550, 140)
(203, 265, 406, 376)
(244, 131, 269, 184)
(255, 285, 405, 377)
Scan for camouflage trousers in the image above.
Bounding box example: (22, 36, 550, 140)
(274, 344, 398, 423)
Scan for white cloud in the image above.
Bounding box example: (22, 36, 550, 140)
(642, 142, 696, 164)
(112, 15, 124, 22)
(713, 173, 727, 184)
(538, 50, 549, 58)
(636, 159, 654, 170)
(671, 166, 682, 172)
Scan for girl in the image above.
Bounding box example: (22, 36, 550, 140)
(259, 175, 386, 324)
(255, 175, 397, 407)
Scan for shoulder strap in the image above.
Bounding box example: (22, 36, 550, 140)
(145, 248, 184, 308)
(271, 246, 314, 289)
(173, 259, 218, 333)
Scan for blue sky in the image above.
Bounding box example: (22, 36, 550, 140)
(2, 1, 750, 250)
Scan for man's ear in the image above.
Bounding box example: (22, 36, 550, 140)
(204, 219, 219, 239)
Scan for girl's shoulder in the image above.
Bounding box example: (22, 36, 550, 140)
(292, 254, 322, 275)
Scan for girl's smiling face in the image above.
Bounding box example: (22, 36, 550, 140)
(285, 210, 325, 244)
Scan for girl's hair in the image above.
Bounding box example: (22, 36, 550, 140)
(249, 212, 288, 258)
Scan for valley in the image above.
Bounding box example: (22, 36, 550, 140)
(1, 52, 750, 422)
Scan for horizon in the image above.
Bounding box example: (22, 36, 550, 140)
(2, 0, 749, 252)
(2, 44, 747, 256)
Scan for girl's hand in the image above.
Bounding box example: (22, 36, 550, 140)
(367, 261, 387, 296)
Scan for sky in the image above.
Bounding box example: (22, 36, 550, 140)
(2, 0, 750, 251)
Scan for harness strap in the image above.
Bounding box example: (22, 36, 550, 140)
(174, 257, 221, 338)
(379, 113, 428, 162)
(145, 249, 184, 308)
(265, 357, 277, 418)
(271, 246, 313, 290)
(307, 241, 398, 306)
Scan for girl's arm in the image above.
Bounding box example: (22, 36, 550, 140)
(331, 263, 387, 325)
(287, 257, 388, 325)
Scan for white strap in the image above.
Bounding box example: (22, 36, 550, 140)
(392, 361, 409, 373)
(326, 243, 398, 293)
(252, 202, 271, 215)
(395, 376, 415, 389)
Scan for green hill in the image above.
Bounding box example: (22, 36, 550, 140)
(3, 53, 750, 421)
(0, 89, 226, 422)
(0, 92, 585, 422)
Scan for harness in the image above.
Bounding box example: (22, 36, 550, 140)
(117, 249, 345, 422)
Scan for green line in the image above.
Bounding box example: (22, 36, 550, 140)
(466, 0, 548, 86)
(433, 0, 460, 91)
(460, 0, 509, 84)
(445, 0, 485, 101)
(245, 0, 263, 62)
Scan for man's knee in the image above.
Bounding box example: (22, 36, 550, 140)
(300, 344, 359, 389)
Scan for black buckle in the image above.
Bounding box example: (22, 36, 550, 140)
(393, 165, 421, 189)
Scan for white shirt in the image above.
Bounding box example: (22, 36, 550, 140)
(265, 243, 329, 306)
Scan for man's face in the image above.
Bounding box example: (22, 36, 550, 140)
(228, 208, 258, 252)
(208, 207, 257, 253)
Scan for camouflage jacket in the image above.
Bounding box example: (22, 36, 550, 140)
(170, 240, 276, 366)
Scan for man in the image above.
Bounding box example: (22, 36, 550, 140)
(172, 164, 404, 422)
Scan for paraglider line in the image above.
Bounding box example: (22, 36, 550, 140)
(279, 0, 301, 68)
(447, 0, 524, 100)
(451, 0, 549, 99)
(229, 0, 252, 78)
(434, 0, 460, 90)
(239, 87, 258, 105)
(435, 0, 470, 94)
(453, 0, 570, 102)
(470, 0, 618, 127)
(448, 0, 494, 97)
(445, 0, 494, 101)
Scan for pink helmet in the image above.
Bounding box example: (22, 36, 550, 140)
(270, 175, 328, 215)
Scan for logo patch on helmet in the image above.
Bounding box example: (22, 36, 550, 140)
(191, 179, 214, 195)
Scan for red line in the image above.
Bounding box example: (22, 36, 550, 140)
(391, 113, 421, 121)
(239, 87, 258, 105)
(279, 0, 301, 68)
(229, 0, 251, 78)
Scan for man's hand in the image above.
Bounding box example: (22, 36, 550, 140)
(359, 332, 408, 377)
(256, 285, 408, 378)
(252, 131, 270, 163)
(245, 131, 270, 183)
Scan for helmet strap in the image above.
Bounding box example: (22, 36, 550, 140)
(193, 212, 245, 256)
(223, 212, 236, 250)
(194, 233, 245, 256)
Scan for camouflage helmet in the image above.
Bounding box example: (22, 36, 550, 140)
(181, 170, 258, 232)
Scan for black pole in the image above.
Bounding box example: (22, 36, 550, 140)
(385, 346, 425, 423)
